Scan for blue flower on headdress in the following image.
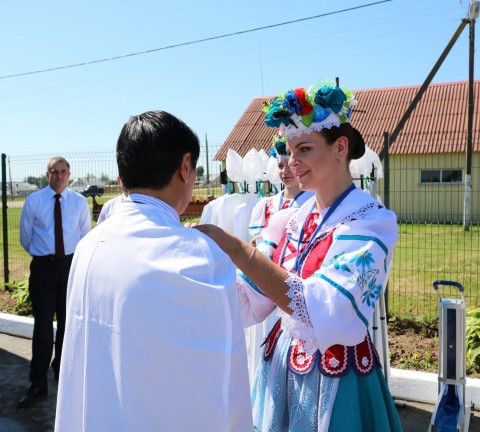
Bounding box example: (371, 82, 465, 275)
(263, 81, 354, 131)
(312, 104, 331, 123)
(314, 85, 347, 114)
(284, 90, 302, 115)
(270, 135, 287, 158)
(263, 97, 296, 128)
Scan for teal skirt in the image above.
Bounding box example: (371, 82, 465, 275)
(251, 331, 403, 432)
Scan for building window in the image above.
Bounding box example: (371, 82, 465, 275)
(420, 169, 463, 184)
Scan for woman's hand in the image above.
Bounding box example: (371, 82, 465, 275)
(193, 224, 238, 256)
(194, 224, 293, 314)
(184, 222, 199, 228)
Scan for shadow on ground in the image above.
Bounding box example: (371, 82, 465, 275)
(394, 398, 480, 432)
(0, 335, 57, 432)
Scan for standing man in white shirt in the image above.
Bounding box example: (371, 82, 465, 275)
(18, 156, 91, 408)
(55, 111, 252, 432)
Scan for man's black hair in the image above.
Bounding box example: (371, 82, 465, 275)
(117, 110, 200, 189)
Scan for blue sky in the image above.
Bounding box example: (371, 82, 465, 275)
(0, 0, 477, 164)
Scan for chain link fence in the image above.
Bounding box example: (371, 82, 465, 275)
(377, 138, 480, 320)
(1, 145, 479, 320)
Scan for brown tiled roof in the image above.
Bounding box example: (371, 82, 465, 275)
(214, 80, 480, 160)
(214, 97, 273, 161)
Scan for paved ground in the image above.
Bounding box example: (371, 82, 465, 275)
(0, 333, 56, 432)
(1, 332, 479, 432)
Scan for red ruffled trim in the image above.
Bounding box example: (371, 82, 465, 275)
(264, 319, 380, 378)
(318, 333, 379, 378)
(287, 340, 317, 375)
(319, 343, 349, 377)
(353, 333, 376, 374)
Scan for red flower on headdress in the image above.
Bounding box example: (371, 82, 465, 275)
(294, 88, 313, 115)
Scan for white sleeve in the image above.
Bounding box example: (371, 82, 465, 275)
(19, 196, 33, 253)
(79, 197, 91, 237)
(200, 197, 222, 225)
(281, 212, 398, 354)
(96, 200, 112, 225)
(248, 198, 268, 241)
(236, 270, 276, 327)
(235, 207, 298, 327)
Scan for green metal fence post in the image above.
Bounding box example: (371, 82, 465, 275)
(2, 153, 9, 285)
(383, 133, 390, 318)
(383, 132, 390, 210)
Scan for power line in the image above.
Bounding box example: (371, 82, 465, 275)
(0, 0, 391, 80)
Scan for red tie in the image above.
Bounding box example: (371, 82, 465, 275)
(54, 194, 65, 259)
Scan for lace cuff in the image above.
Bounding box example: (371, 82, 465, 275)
(280, 274, 319, 355)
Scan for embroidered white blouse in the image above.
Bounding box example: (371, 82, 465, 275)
(237, 187, 398, 355)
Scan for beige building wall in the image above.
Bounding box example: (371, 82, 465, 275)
(375, 152, 479, 224)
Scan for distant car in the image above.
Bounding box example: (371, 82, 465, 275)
(79, 185, 104, 197)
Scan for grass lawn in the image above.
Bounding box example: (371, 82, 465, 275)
(388, 223, 479, 320)
(1, 199, 478, 321)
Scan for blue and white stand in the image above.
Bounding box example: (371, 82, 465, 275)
(428, 280, 471, 431)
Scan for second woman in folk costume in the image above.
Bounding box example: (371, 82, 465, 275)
(245, 135, 314, 383)
(195, 81, 403, 431)
(248, 135, 313, 246)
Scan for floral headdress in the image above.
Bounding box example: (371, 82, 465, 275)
(262, 81, 356, 139)
(269, 133, 287, 159)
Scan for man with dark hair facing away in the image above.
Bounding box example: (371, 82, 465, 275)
(55, 111, 252, 431)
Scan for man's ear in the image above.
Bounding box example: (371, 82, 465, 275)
(179, 153, 193, 183)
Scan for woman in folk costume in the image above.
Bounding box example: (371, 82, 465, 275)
(248, 135, 313, 245)
(195, 80, 402, 431)
(245, 135, 314, 384)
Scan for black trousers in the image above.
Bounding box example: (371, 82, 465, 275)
(28, 254, 73, 390)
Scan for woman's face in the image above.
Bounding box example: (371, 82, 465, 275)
(287, 131, 339, 191)
(276, 156, 298, 189)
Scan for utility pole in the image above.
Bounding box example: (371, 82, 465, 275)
(464, 0, 478, 231)
(381, 19, 468, 159)
(378, 17, 469, 228)
(205, 133, 210, 196)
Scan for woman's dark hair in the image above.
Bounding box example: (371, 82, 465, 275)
(319, 123, 365, 161)
(116, 110, 200, 189)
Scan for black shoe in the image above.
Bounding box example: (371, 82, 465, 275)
(17, 385, 48, 408)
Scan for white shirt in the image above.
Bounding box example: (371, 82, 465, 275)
(232, 198, 261, 242)
(20, 185, 91, 256)
(55, 193, 252, 432)
(96, 193, 127, 224)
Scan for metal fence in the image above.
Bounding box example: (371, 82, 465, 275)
(1, 146, 479, 320)
(377, 145, 480, 320)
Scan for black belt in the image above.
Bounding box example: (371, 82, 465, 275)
(33, 254, 74, 261)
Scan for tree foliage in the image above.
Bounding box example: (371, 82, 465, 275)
(24, 176, 48, 189)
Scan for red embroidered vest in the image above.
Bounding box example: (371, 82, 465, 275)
(264, 222, 381, 377)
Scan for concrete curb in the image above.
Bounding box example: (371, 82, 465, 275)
(1, 312, 479, 408)
(389, 368, 480, 408)
(0, 312, 56, 340)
